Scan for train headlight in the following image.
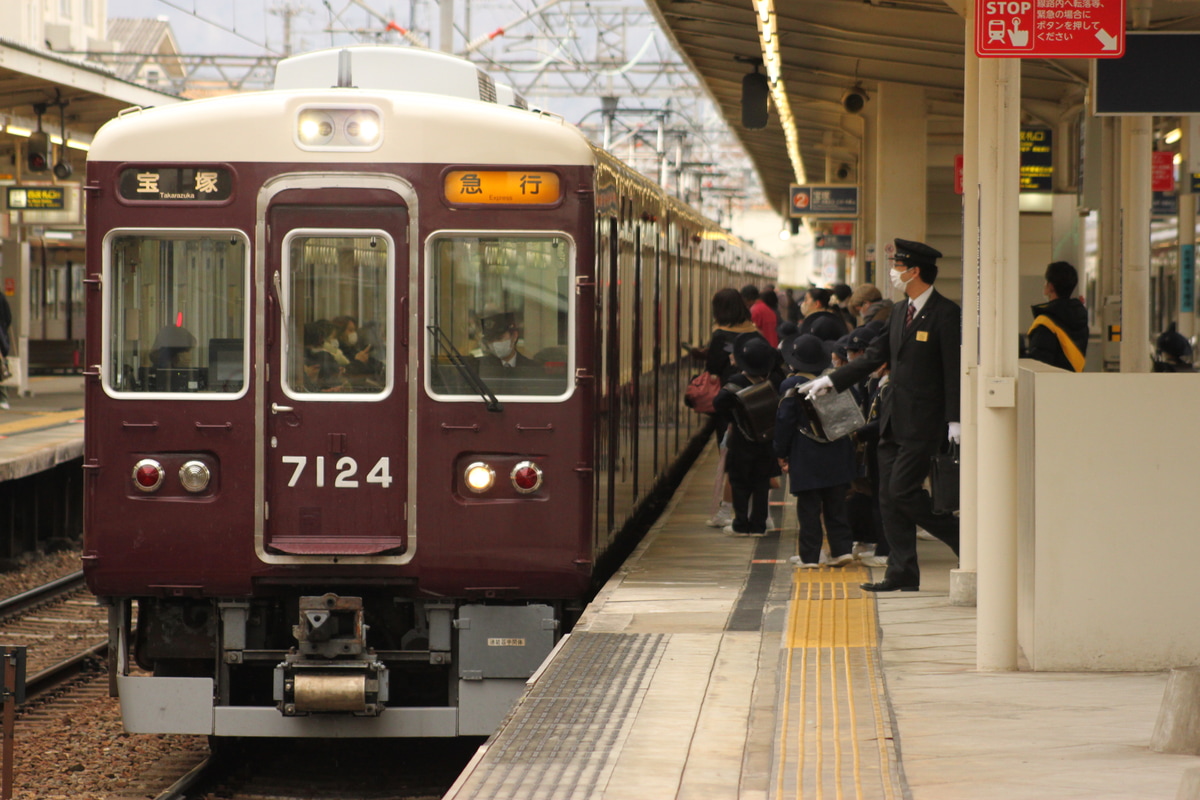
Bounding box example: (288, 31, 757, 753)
(511, 461, 543, 494)
(178, 460, 212, 493)
(344, 112, 381, 146)
(132, 459, 165, 493)
(297, 110, 336, 146)
(464, 462, 496, 494)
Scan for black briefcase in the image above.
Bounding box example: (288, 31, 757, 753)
(929, 441, 959, 515)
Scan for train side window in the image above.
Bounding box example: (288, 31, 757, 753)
(282, 231, 391, 397)
(105, 232, 248, 396)
(427, 233, 573, 400)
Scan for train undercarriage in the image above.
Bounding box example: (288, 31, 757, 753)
(106, 591, 565, 737)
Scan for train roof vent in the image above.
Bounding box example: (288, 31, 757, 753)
(495, 83, 529, 109)
(274, 45, 499, 103)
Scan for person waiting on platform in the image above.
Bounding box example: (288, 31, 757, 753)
(1154, 324, 1196, 373)
(775, 333, 856, 568)
(804, 237, 961, 593)
(799, 287, 851, 341)
(712, 332, 783, 537)
(1024, 261, 1088, 372)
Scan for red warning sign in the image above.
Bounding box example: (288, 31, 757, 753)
(975, 0, 1125, 59)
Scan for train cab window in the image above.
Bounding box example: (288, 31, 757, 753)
(106, 232, 248, 396)
(428, 233, 572, 400)
(282, 231, 391, 397)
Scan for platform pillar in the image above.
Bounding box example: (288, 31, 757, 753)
(1120, 115, 1152, 372)
(975, 56, 1019, 671)
(952, 14, 979, 608)
(873, 81, 927, 295)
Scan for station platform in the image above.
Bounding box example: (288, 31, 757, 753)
(0, 375, 85, 482)
(447, 441, 1197, 800)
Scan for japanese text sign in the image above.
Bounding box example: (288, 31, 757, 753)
(444, 171, 561, 205)
(789, 185, 858, 218)
(976, 0, 1125, 58)
(6, 186, 64, 210)
(118, 167, 233, 202)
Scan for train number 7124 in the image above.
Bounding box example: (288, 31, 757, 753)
(280, 456, 393, 488)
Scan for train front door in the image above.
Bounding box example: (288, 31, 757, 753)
(260, 190, 409, 558)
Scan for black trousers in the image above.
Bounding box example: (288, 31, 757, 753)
(730, 476, 771, 533)
(876, 437, 959, 585)
(795, 484, 853, 564)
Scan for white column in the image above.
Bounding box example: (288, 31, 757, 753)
(874, 82, 927, 297)
(861, 106, 879, 287)
(952, 9, 979, 607)
(1100, 116, 1122, 371)
(1121, 115, 1152, 372)
(975, 56, 1020, 671)
(1179, 119, 1197, 341)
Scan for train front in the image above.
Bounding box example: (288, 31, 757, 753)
(81, 46, 597, 737)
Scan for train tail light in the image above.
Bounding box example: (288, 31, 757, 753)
(132, 459, 165, 492)
(178, 460, 212, 493)
(464, 462, 496, 493)
(511, 461, 543, 494)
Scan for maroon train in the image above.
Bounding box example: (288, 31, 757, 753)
(82, 45, 773, 737)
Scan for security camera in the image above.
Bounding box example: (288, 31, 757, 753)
(835, 163, 852, 181)
(841, 85, 868, 114)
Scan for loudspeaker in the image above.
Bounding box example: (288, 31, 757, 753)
(742, 71, 770, 130)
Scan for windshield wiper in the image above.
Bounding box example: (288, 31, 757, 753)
(428, 325, 503, 412)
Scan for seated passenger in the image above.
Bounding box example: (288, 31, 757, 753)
(304, 350, 347, 392)
(332, 315, 383, 387)
(304, 319, 349, 366)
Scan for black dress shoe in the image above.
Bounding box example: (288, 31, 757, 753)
(861, 579, 919, 592)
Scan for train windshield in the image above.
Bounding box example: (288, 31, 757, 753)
(106, 231, 248, 395)
(428, 233, 572, 400)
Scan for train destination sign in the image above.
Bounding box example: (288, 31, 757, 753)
(444, 171, 561, 205)
(7, 186, 65, 210)
(789, 184, 858, 218)
(975, 0, 1125, 59)
(118, 167, 233, 202)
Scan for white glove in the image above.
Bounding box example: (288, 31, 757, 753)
(805, 375, 835, 400)
(948, 422, 961, 445)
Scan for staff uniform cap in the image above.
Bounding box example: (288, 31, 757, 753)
(894, 238, 942, 268)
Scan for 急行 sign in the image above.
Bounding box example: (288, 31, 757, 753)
(975, 0, 1125, 59)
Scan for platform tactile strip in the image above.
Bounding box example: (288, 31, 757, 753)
(773, 565, 905, 800)
(452, 631, 668, 799)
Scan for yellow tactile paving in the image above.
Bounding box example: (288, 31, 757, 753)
(0, 408, 84, 437)
(775, 565, 904, 800)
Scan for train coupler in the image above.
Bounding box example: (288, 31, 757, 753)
(274, 593, 389, 716)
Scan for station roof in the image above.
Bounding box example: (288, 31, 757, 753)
(0, 37, 181, 143)
(644, 0, 1200, 216)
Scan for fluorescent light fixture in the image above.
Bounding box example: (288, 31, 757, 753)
(753, 0, 805, 184)
(5, 125, 32, 137)
(1175, 152, 1183, 166)
(42, 230, 75, 240)
(1165, 128, 1182, 145)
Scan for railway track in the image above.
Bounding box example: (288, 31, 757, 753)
(151, 737, 482, 800)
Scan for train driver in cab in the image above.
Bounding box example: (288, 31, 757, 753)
(475, 312, 539, 385)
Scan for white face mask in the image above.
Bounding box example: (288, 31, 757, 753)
(489, 338, 514, 360)
(345, 331, 358, 346)
(889, 265, 912, 290)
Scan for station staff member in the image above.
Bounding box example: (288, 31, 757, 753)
(805, 238, 961, 592)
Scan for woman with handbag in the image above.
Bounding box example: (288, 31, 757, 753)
(687, 288, 757, 528)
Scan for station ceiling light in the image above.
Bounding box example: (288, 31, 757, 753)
(753, 0, 805, 185)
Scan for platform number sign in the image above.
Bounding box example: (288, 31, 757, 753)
(975, 0, 1125, 58)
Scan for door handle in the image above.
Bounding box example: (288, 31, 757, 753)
(271, 403, 294, 414)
